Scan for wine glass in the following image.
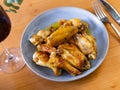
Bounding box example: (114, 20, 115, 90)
(0, 5, 25, 73)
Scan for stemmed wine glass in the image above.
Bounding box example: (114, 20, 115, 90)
(0, 5, 25, 73)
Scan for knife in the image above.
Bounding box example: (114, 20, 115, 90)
(99, 0, 120, 24)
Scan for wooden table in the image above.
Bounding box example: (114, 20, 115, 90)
(0, 0, 120, 90)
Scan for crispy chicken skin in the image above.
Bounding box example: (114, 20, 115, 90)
(37, 30, 51, 39)
(48, 52, 81, 76)
(29, 30, 51, 46)
(33, 51, 81, 76)
(58, 43, 90, 70)
(33, 51, 49, 66)
(75, 33, 97, 60)
(29, 34, 43, 46)
(61, 60, 81, 76)
(30, 18, 97, 76)
(37, 44, 56, 53)
(70, 18, 82, 27)
(58, 18, 83, 28)
(70, 18, 89, 33)
(46, 26, 78, 46)
(33, 51, 61, 76)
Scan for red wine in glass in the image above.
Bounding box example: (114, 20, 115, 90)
(0, 5, 25, 73)
(0, 6, 11, 42)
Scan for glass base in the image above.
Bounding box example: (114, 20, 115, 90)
(0, 48, 25, 73)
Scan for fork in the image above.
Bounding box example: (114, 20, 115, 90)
(92, 1, 120, 38)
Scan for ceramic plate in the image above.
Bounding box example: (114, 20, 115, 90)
(21, 7, 109, 82)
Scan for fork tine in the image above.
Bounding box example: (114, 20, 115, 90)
(92, 1, 100, 19)
(92, 0, 120, 38)
(92, 1, 106, 20)
(96, 2, 107, 17)
(92, 1, 101, 19)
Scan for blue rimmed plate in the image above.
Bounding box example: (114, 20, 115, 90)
(21, 7, 109, 82)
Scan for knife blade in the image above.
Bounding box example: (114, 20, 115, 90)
(99, 0, 120, 24)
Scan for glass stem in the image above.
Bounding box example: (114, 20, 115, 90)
(1, 42, 13, 60)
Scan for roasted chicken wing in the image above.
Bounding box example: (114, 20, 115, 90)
(75, 33, 97, 60)
(37, 44, 56, 53)
(70, 18, 82, 27)
(30, 18, 97, 76)
(33, 51, 61, 76)
(37, 30, 51, 39)
(48, 52, 81, 76)
(58, 43, 90, 70)
(46, 26, 78, 46)
(33, 51, 49, 66)
(33, 51, 81, 76)
(29, 34, 43, 46)
(70, 18, 89, 33)
(61, 60, 81, 76)
(29, 30, 51, 45)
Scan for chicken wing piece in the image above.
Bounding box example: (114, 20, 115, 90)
(48, 52, 81, 76)
(61, 60, 81, 76)
(70, 18, 82, 27)
(75, 33, 97, 60)
(46, 26, 78, 46)
(29, 30, 51, 46)
(37, 44, 56, 53)
(58, 43, 90, 70)
(33, 51, 49, 66)
(33, 51, 61, 76)
(33, 51, 81, 76)
(29, 34, 43, 46)
(37, 30, 51, 39)
(70, 18, 89, 33)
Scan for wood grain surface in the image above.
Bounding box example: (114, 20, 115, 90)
(0, 0, 120, 90)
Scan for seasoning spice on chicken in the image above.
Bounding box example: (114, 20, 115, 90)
(29, 18, 97, 76)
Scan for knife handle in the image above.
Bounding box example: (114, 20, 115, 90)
(109, 22, 120, 38)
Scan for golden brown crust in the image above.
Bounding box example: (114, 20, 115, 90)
(46, 26, 78, 46)
(48, 52, 81, 76)
(75, 33, 97, 60)
(58, 43, 90, 70)
(30, 18, 97, 76)
(37, 44, 56, 53)
(29, 34, 43, 46)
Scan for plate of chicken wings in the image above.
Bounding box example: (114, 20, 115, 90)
(21, 7, 109, 82)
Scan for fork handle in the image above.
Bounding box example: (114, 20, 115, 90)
(109, 23, 120, 38)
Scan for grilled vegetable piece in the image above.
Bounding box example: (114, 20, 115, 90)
(75, 33, 97, 60)
(46, 26, 78, 46)
(58, 43, 90, 70)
